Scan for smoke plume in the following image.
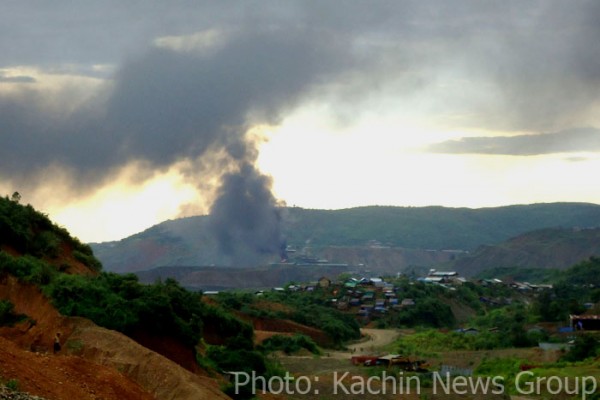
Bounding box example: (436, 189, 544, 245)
(3, 1, 600, 258)
(0, 25, 352, 263)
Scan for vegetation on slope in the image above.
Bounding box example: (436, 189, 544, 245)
(5, 193, 600, 399)
(475, 258, 600, 326)
(560, 256, 600, 286)
(282, 204, 600, 250)
(91, 202, 600, 272)
(258, 334, 321, 355)
(45, 273, 250, 347)
(0, 194, 289, 399)
(527, 257, 600, 322)
(0, 299, 26, 327)
(0, 195, 250, 349)
(215, 290, 361, 347)
(0, 194, 100, 272)
(450, 227, 600, 276)
(389, 257, 600, 359)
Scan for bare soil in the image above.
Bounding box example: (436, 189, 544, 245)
(346, 328, 400, 352)
(0, 336, 154, 400)
(0, 275, 231, 400)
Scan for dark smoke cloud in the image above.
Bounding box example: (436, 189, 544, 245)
(104, 28, 351, 169)
(3, 0, 600, 256)
(209, 163, 284, 266)
(4, 2, 600, 133)
(1, 26, 353, 180)
(100, 26, 352, 263)
(428, 128, 600, 156)
(0, 24, 355, 262)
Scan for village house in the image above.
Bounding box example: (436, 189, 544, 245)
(570, 314, 600, 331)
(400, 298, 415, 307)
(428, 269, 458, 278)
(420, 269, 464, 285)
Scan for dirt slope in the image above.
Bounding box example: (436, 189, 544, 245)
(0, 276, 230, 400)
(0, 275, 75, 353)
(450, 227, 600, 276)
(241, 317, 331, 347)
(0, 336, 154, 400)
(68, 320, 229, 400)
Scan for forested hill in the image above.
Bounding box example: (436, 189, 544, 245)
(91, 202, 600, 272)
(0, 194, 101, 275)
(448, 227, 600, 277)
(280, 203, 600, 249)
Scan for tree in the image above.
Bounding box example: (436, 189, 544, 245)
(561, 335, 600, 362)
(11, 192, 21, 203)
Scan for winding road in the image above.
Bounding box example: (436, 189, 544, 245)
(346, 328, 400, 352)
(323, 328, 401, 359)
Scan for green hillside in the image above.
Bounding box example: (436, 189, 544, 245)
(0, 194, 101, 274)
(0, 194, 305, 396)
(281, 203, 600, 249)
(92, 202, 600, 272)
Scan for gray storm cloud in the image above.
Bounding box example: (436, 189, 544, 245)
(3, 2, 600, 133)
(103, 28, 353, 263)
(0, 24, 354, 263)
(0, 25, 353, 183)
(427, 128, 600, 156)
(0, 73, 36, 83)
(2, 0, 600, 258)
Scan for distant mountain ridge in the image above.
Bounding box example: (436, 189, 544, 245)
(91, 202, 600, 273)
(447, 227, 600, 276)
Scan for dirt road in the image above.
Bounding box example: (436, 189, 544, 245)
(320, 328, 400, 359)
(346, 328, 400, 353)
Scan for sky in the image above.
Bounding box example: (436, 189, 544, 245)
(2, 1, 600, 244)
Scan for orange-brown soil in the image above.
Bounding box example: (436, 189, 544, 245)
(0, 275, 231, 400)
(0, 336, 154, 400)
(250, 318, 330, 347)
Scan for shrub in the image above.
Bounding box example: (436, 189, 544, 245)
(72, 249, 102, 272)
(560, 335, 600, 362)
(474, 357, 525, 377)
(0, 252, 57, 286)
(5, 379, 19, 392)
(30, 231, 60, 258)
(207, 345, 286, 400)
(207, 346, 267, 375)
(0, 300, 26, 326)
(45, 273, 255, 349)
(223, 290, 360, 347)
(260, 334, 321, 355)
(0, 195, 103, 272)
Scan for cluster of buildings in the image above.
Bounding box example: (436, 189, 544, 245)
(282, 268, 568, 321)
(331, 277, 416, 317)
(207, 265, 600, 332)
